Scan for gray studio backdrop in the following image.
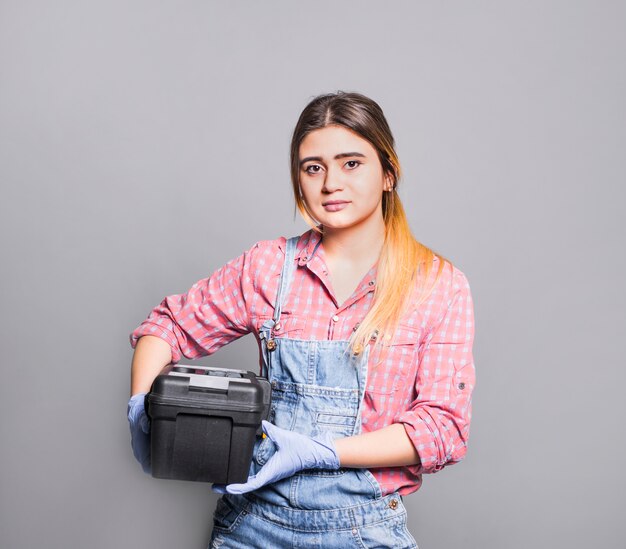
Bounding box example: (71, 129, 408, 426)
(1, 2, 624, 548)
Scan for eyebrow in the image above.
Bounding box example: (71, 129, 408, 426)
(299, 152, 366, 166)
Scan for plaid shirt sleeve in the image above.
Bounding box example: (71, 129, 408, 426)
(129, 249, 255, 363)
(393, 267, 476, 475)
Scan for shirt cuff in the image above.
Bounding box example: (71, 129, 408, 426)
(395, 411, 454, 474)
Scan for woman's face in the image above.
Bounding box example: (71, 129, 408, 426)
(298, 125, 393, 233)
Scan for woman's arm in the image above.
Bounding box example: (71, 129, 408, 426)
(218, 421, 421, 495)
(392, 268, 476, 474)
(130, 335, 173, 396)
(128, 245, 262, 396)
(128, 335, 173, 473)
(339, 267, 475, 473)
(334, 424, 420, 468)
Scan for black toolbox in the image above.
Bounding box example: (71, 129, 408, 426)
(146, 364, 271, 484)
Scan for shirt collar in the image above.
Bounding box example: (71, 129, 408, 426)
(295, 229, 322, 266)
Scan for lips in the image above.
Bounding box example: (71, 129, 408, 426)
(322, 200, 350, 212)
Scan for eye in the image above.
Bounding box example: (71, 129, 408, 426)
(304, 164, 323, 175)
(345, 160, 361, 169)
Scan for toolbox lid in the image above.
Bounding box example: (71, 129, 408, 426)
(147, 365, 269, 413)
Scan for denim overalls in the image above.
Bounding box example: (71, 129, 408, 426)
(209, 237, 418, 548)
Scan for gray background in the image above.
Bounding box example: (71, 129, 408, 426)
(1, 1, 624, 548)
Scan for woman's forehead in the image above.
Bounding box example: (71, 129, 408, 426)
(299, 125, 376, 159)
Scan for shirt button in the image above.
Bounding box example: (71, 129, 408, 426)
(332, 315, 339, 322)
(368, 280, 375, 286)
(458, 382, 466, 390)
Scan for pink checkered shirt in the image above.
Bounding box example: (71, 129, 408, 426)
(130, 229, 475, 496)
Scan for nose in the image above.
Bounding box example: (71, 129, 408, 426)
(322, 166, 344, 193)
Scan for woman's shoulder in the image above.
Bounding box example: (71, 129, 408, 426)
(431, 254, 471, 292)
(236, 229, 316, 266)
(415, 252, 472, 315)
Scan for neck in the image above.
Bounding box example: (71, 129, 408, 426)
(322, 214, 386, 265)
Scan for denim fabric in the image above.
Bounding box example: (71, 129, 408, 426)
(210, 492, 417, 548)
(209, 237, 418, 548)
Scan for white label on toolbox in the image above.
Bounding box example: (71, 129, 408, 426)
(168, 371, 252, 391)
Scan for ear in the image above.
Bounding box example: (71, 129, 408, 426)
(383, 171, 395, 192)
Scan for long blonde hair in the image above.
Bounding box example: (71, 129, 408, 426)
(290, 92, 447, 353)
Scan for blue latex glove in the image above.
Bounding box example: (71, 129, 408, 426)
(127, 393, 151, 474)
(212, 420, 340, 494)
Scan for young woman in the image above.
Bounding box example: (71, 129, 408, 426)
(128, 92, 475, 548)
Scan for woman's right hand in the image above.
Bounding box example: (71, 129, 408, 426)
(127, 393, 151, 474)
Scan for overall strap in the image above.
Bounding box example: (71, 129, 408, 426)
(272, 236, 300, 323)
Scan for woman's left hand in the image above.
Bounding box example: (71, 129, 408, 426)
(212, 421, 340, 494)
